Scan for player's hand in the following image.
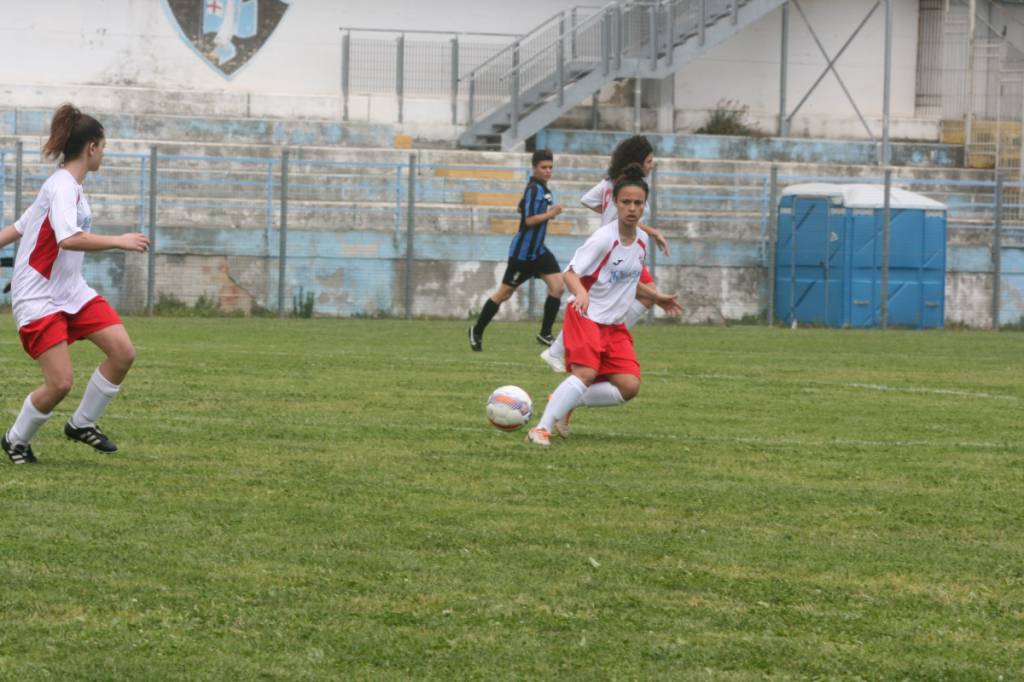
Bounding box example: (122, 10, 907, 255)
(119, 233, 150, 253)
(571, 291, 589, 316)
(641, 224, 670, 257)
(549, 204, 564, 218)
(655, 292, 682, 317)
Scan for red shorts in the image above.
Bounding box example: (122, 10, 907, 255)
(562, 305, 640, 379)
(18, 296, 123, 359)
(640, 264, 654, 285)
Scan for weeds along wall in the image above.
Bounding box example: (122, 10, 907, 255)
(0, 145, 1017, 328)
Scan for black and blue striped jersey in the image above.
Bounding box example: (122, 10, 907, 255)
(508, 178, 552, 262)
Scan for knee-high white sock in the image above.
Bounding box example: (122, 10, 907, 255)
(580, 382, 626, 407)
(8, 394, 53, 445)
(71, 367, 121, 429)
(548, 330, 566, 361)
(538, 375, 587, 431)
(624, 299, 650, 328)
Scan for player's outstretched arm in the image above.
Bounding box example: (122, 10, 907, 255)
(60, 232, 150, 253)
(637, 281, 682, 316)
(639, 223, 670, 257)
(0, 224, 21, 249)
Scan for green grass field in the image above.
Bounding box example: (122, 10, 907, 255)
(1, 317, 1021, 680)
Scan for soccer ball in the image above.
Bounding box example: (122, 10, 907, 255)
(486, 385, 533, 431)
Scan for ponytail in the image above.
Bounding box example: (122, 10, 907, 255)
(42, 104, 104, 163)
(612, 162, 649, 199)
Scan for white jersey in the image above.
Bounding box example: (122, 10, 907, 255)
(566, 221, 648, 325)
(11, 169, 98, 329)
(580, 178, 651, 227)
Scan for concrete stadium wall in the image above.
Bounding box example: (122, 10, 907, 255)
(536, 130, 964, 169)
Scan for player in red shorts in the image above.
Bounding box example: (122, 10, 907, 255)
(528, 164, 681, 446)
(0, 104, 149, 464)
(541, 134, 670, 372)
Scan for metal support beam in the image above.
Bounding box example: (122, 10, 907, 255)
(699, 0, 706, 46)
(14, 140, 23, 220)
(993, 175, 1003, 329)
(633, 76, 642, 133)
(405, 154, 416, 319)
(396, 34, 405, 124)
(881, 0, 892, 165)
(341, 31, 350, 122)
(965, 0, 977, 157)
(786, 0, 880, 140)
(881, 168, 891, 329)
(649, 5, 659, 71)
(147, 145, 157, 314)
(278, 148, 289, 318)
(557, 13, 566, 107)
(768, 165, 779, 325)
(778, 2, 789, 137)
(450, 37, 459, 125)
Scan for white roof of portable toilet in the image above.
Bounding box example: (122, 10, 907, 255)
(781, 183, 947, 211)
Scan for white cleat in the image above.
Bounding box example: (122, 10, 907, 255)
(526, 427, 551, 446)
(540, 347, 566, 373)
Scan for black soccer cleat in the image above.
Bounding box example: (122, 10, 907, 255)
(468, 326, 482, 352)
(64, 420, 118, 453)
(536, 333, 555, 347)
(2, 432, 38, 464)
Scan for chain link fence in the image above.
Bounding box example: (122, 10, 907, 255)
(1, 144, 1022, 328)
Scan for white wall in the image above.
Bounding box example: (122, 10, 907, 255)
(0, 0, 930, 141)
(0, 1, 577, 97)
(673, 0, 921, 138)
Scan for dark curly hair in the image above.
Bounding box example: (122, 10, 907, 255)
(612, 163, 649, 199)
(607, 135, 653, 179)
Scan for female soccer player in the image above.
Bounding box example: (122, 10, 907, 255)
(527, 164, 681, 446)
(0, 104, 149, 464)
(541, 134, 670, 372)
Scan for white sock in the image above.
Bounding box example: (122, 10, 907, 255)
(8, 394, 52, 445)
(71, 367, 121, 429)
(624, 299, 650, 328)
(538, 375, 587, 431)
(580, 382, 625, 407)
(548, 330, 566, 361)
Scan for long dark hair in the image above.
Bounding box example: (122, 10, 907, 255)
(612, 163, 650, 199)
(42, 104, 104, 162)
(607, 135, 653, 180)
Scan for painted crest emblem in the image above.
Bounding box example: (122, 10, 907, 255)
(161, 0, 291, 78)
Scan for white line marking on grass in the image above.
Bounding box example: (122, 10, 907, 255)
(845, 383, 1017, 401)
(667, 372, 1019, 402)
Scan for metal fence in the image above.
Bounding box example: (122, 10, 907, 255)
(2, 145, 1023, 328)
(340, 28, 519, 124)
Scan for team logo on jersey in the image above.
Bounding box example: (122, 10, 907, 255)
(161, 0, 291, 78)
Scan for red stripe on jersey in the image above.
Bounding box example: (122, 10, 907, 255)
(29, 215, 59, 280)
(579, 240, 619, 291)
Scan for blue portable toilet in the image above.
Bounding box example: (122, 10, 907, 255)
(775, 183, 947, 329)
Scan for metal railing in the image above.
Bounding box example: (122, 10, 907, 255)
(1, 146, 1021, 327)
(339, 28, 519, 124)
(460, 0, 754, 146)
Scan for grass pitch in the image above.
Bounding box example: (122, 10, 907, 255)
(1, 317, 1021, 680)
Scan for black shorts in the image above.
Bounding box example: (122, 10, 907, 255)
(500, 250, 561, 288)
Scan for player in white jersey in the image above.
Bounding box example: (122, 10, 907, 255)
(0, 104, 149, 464)
(541, 135, 671, 372)
(528, 164, 681, 446)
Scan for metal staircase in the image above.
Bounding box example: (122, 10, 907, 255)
(458, 0, 788, 150)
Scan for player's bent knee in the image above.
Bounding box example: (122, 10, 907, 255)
(47, 375, 74, 399)
(616, 377, 641, 400)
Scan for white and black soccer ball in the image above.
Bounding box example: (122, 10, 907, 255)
(486, 385, 533, 431)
